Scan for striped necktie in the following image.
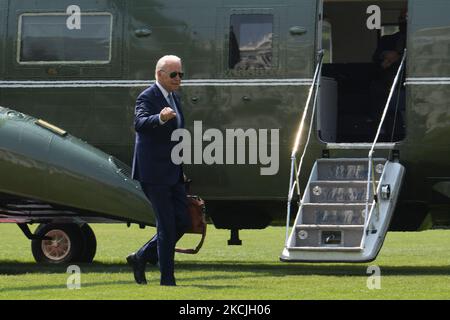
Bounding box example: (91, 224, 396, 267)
(168, 93, 181, 128)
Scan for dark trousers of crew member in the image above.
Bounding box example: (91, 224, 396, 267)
(136, 181, 190, 285)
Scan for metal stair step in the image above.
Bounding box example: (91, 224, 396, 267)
(300, 203, 370, 225)
(287, 246, 362, 252)
(295, 224, 364, 230)
(281, 158, 405, 262)
(294, 224, 364, 248)
(309, 181, 375, 203)
(316, 158, 386, 181)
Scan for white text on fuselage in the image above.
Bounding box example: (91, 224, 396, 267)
(171, 121, 279, 176)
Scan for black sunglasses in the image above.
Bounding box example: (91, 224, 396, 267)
(162, 70, 184, 79)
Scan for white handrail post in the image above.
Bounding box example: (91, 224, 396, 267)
(284, 50, 324, 248)
(365, 152, 373, 225)
(362, 50, 407, 244)
(285, 156, 296, 246)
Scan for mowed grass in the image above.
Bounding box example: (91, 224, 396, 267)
(0, 223, 449, 300)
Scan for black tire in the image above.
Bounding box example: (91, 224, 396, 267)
(31, 223, 83, 264)
(79, 224, 97, 263)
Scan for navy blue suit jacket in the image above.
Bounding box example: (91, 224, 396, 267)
(132, 84, 184, 185)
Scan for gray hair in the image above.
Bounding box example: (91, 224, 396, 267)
(155, 55, 182, 78)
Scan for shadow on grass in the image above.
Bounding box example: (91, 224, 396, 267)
(0, 282, 244, 293)
(177, 261, 450, 282)
(1, 260, 449, 278)
(0, 281, 135, 293)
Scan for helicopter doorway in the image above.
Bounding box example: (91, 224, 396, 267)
(317, 0, 408, 143)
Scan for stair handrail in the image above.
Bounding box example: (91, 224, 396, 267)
(285, 50, 324, 246)
(362, 50, 407, 245)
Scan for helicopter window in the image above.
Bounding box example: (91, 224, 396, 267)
(228, 14, 273, 70)
(18, 13, 112, 64)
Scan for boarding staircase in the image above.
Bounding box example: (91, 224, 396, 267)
(280, 157, 404, 262)
(281, 50, 407, 262)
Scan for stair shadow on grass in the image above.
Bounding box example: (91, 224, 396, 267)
(174, 261, 450, 280)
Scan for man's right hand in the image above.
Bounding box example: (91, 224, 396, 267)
(381, 51, 401, 69)
(160, 107, 177, 122)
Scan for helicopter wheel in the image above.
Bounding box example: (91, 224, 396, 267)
(31, 223, 83, 264)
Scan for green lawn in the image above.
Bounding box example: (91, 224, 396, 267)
(0, 224, 449, 300)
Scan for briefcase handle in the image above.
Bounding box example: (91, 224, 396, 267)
(175, 223, 207, 254)
(175, 195, 207, 254)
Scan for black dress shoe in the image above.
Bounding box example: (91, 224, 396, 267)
(126, 253, 147, 285)
(161, 277, 176, 286)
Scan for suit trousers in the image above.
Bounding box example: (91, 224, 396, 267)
(136, 181, 190, 285)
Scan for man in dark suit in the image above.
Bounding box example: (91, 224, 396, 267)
(127, 55, 191, 286)
(372, 9, 407, 83)
(369, 9, 407, 139)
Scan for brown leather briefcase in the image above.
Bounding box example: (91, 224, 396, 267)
(175, 195, 207, 254)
